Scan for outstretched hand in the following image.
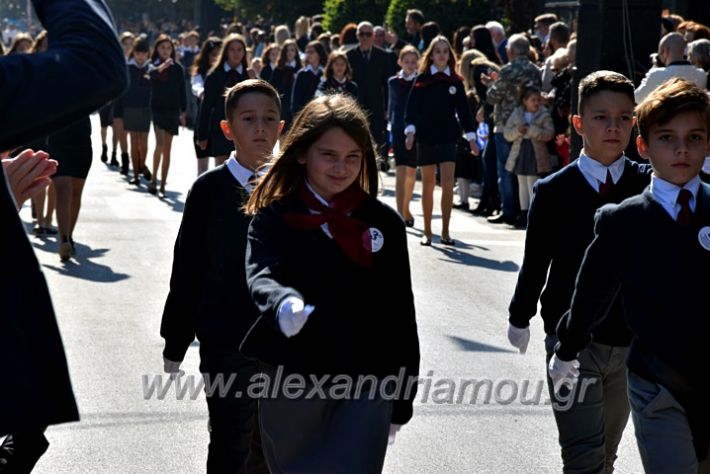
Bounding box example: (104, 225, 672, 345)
(2, 149, 57, 211)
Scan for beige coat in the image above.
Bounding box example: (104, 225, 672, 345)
(503, 105, 554, 174)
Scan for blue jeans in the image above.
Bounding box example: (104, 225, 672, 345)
(494, 132, 519, 219)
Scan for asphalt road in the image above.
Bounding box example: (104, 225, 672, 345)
(21, 116, 644, 473)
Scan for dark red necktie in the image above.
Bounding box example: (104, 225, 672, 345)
(228, 69, 239, 87)
(676, 188, 693, 225)
(598, 170, 613, 196)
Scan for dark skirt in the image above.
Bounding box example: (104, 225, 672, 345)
(193, 128, 211, 159)
(152, 108, 179, 136)
(514, 139, 538, 176)
(210, 128, 234, 157)
(392, 126, 417, 168)
(112, 99, 124, 119)
(259, 388, 392, 474)
(49, 117, 92, 179)
(123, 107, 151, 133)
(98, 102, 113, 127)
(416, 142, 456, 167)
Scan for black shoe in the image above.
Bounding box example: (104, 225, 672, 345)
(440, 236, 456, 246)
(404, 217, 414, 227)
(100, 144, 108, 163)
(120, 153, 129, 175)
(514, 212, 528, 229)
(453, 202, 469, 210)
(129, 177, 141, 186)
(142, 166, 152, 181)
(487, 213, 516, 225)
(419, 235, 432, 246)
(470, 202, 493, 217)
(109, 149, 119, 167)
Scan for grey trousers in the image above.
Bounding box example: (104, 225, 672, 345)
(628, 372, 710, 474)
(545, 335, 630, 474)
(258, 388, 392, 474)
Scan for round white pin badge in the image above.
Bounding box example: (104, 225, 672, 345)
(363, 227, 384, 252)
(448, 85, 456, 95)
(699, 226, 710, 251)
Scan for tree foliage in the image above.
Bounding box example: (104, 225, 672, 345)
(213, 0, 323, 23)
(322, 0, 390, 33)
(385, 0, 500, 38)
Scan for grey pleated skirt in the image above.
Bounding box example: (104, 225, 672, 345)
(259, 388, 392, 474)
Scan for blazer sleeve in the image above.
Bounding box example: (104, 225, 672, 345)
(246, 206, 304, 328)
(0, 0, 127, 151)
(177, 64, 187, 113)
(404, 78, 420, 132)
(454, 81, 475, 134)
(290, 71, 307, 118)
(508, 180, 555, 328)
(197, 71, 217, 141)
(554, 207, 623, 360)
(389, 215, 420, 425)
(160, 183, 208, 361)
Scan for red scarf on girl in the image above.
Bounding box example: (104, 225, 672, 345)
(282, 181, 373, 268)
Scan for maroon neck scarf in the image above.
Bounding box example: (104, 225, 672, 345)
(282, 181, 373, 267)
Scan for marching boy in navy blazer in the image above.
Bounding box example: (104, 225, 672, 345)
(553, 78, 710, 474)
(161, 80, 283, 473)
(506, 71, 651, 473)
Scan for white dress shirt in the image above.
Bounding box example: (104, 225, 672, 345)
(223, 62, 244, 74)
(225, 153, 256, 192)
(577, 152, 626, 193)
(649, 174, 700, 220)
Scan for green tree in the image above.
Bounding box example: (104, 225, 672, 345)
(322, 0, 390, 33)
(385, 0, 500, 38)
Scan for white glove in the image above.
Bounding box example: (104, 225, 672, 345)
(507, 323, 530, 354)
(388, 424, 402, 445)
(163, 356, 184, 379)
(277, 296, 315, 338)
(548, 354, 580, 395)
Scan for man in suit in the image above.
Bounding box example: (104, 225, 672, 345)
(0, 0, 126, 470)
(347, 21, 396, 167)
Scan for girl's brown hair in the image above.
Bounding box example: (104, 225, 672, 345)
(323, 51, 352, 81)
(276, 39, 303, 69)
(245, 94, 379, 214)
(419, 35, 457, 74)
(260, 42, 280, 65)
(209, 33, 248, 75)
(151, 34, 176, 63)
(192, 36, 222, 77)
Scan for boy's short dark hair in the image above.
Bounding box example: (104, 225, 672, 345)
(535, 13, 558, 27)
(224, 79, 281, 123)
(406, 9, 425, 25)
(635, 77, 710, 141)
(578, 70, 635, 115)
(519, 83, 541, 103)
(132, 36, 150, 54)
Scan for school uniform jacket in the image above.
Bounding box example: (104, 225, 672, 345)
(315, 77, 359, 100)
(269, 64, 299, 126)
(387, 73, 415, 137)
(404, 69, 475, 146)
(197, 64, 248, 142)
(149, 61, 187, 112)
(241, 193, 420, 425)
(508, 159, 652, 345)
(122, 61, 151, 108)
(161, 165, 259, 360)
(291, 66, 323, 118)
(555, 183, 710, 459)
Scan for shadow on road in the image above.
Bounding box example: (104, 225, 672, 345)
(33, 240, 130, 283)
(447, 335, 516, 353)
(435, 246, 519, 272)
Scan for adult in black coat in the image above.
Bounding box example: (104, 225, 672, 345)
(0, 0, 126, 469)
(346, 22, 396, 158)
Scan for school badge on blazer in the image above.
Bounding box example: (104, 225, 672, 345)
(699, 226, 710, 251)
(363, 227, 384, 252)
(448, 85, 456, 95)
